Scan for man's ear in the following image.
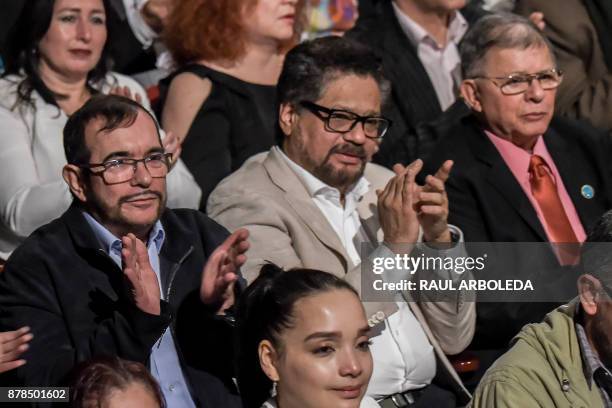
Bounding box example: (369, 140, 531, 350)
(62, 164, 88, 203)
(578, 274, 603, 316)
(258, 339, 281, 382)
(279, 103, 297, 140)
(460, 80, 482, 112)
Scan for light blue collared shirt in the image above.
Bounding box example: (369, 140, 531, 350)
(83, 212, 196, 408)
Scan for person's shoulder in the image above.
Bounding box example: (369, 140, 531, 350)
(0, 75, 23, 109)
(210, 152, 275, 197)
(548, 116, 610, 152)
(4, 214, 72, 271)
(364, 162, 394, 188)
(161, 208, 229, 241)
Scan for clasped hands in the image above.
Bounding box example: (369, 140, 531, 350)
(121, 229, 249, 316)
(377, 159, 453, 254)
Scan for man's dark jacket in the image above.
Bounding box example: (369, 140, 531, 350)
(423, 109, 612, 348)
(0, 205, 242, 408)
(345, 0, 486, 167)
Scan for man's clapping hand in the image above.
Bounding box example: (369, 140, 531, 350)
(200, 229, 249, 314)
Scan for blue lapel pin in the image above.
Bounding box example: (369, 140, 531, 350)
(581, 185, 594, 199)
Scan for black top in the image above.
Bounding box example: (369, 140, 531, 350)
(160, 64, 277, 210)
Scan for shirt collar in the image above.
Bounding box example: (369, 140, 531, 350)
(275, 146, 370, 201)
(575, 303, 612, 388)
(391, 1, 468, 49)
(82, 211, 165, 255)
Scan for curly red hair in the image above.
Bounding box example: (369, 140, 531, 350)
(164, 0, 305, 66)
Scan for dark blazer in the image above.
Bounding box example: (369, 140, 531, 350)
(0, 205, 242, 408)
(346, 0, 486, 167)
(423, 110, 612, 347)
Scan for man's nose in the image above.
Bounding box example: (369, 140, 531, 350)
(131, 161, 152, 187)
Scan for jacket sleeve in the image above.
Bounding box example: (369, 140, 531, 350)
(0, 260, 171, 387)
(470, 374, 545, 408)
(207, 189, 304, 284)
(412, 227, 476, 355)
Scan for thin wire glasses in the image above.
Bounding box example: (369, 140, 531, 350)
(472, 68, 563, 95)
(78, 152, 172, 184)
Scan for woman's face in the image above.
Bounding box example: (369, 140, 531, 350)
(38, 0, 107, 79)
(242, 0, 299, 45)
(266, 289, 373, 408)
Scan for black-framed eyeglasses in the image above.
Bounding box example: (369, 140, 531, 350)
(472, 68, 563, 95)
(78, 152, 172, 184)
(299, 100, 392, 139)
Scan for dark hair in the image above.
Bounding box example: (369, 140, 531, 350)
(70, 356, 165, 408)
(460, 12, 556, 78)
(63, 94, 160, 165)
(275, 36, 390, 144)
(2, 0, 112, 108)
(236, 263, 359, 408)
(581, 210, 612, 289)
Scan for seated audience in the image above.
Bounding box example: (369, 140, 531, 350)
(516, 0, 612, 131)
(0, 0, 200, 260)
(422, 13, 612, 357)
(209, 36, 475, 407)
(0, 95, 249, 408)
(345, 0, 486, 166)
(0, 327, 32, 374)
(160, 0, 304, 208)
(71, 357, 165, 408)
(471, 209, 612, 408)
(237, 264, 373, 408)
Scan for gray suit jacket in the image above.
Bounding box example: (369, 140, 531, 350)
(208, 148, 475, 402)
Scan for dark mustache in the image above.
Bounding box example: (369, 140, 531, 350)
(119, 191, 162, 204)
(330, 144, 366, 157)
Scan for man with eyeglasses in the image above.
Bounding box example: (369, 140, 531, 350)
(471, 209, 612, 408)
(209, 36, 476, 408)
(0, 94, 248, 407)
(421, 13, 612, 369)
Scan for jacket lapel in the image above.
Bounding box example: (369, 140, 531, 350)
(544, 128, 596, 230)
(263, 149, 351, 269)
(466, 119, 548, 241)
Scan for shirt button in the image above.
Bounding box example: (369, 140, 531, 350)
(375, 311, 386, 320)
(168, 384, 176, 392)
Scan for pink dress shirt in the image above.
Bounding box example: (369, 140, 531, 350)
(486, 130, 586, 243)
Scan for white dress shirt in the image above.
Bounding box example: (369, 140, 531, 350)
(277, 147, 436, 406)
(392, 2, 468, 111)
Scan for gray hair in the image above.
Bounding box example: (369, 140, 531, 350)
(460, 13, 556, 78)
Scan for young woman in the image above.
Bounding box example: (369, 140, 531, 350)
(237, 264, 373, 408)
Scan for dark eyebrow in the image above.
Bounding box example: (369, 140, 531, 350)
(100, 147, 163, 163)
(331, 106, 381, 117)
(58, 7, 105, 13)
(357, 326, 371, 337)
(101, 151, 130, 163)
(304, 331, 341, 342)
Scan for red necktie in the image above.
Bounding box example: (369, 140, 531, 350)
(529, 155, 579, 265)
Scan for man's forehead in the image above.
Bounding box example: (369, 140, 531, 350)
(317, 73, 382, 113)
(84, 111, 161, 152)
(483, 45, 554, 74)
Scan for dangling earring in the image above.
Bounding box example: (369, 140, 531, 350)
(271, 381, 278, 397)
